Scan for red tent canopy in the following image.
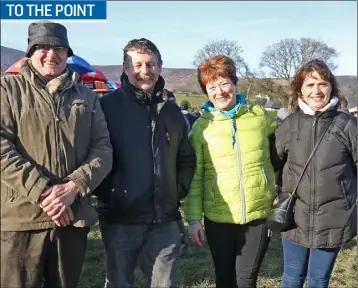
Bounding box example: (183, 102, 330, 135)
(81, 68, 107, 82)
(5, 57, 29, 74)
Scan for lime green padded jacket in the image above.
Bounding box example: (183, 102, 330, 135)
(184, 103, 277, 224)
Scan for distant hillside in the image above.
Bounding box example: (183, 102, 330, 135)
(1, 45, 357, 98)
(1, 46, 26, 73)
(94, 65, 201, 93)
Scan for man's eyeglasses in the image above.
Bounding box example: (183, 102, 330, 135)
(35, 45, 68, 54)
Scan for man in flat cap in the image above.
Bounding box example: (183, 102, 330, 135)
(0, 21, 113, 287)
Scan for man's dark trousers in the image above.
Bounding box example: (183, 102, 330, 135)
(1, 226, 89, 288)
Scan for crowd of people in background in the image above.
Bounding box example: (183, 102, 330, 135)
(1, 20, 357, 288)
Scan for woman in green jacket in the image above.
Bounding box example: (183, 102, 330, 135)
(184, 55, 277, 288)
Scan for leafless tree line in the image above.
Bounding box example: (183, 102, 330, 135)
(193, 37, 340, 106)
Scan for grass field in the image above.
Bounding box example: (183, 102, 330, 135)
(79, 220, 357, 288)
(175, 93, 207, 109)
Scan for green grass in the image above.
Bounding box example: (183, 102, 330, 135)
(175, 93, 208, 109)
(79, 221, 356, 288)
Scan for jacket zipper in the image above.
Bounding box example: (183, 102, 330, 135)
(232, 119, 246, 224)
(57, 91, 67, 177)
(149, 101, 168, 223)
(310, 114, 320, 246)
(33, 80, 70, 178)
(45, 89, 68, 179)
(41, 90, 61, 175)
(54, 90, 69, 179)
(149, 104, 156, 161)
(149, 103, 159, 223)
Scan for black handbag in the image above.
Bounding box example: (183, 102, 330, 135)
(266, 118, 334, 232)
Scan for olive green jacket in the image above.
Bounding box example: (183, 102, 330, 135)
(1, 61, 113, 231)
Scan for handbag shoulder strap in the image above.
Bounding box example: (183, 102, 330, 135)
(292, 116, 335, 196)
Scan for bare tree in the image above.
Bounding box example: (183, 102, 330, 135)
(253, 70, 290, 106)
(348, 85, 358, 99)
(237, 60, 259, 98)
(260, 37, 339, 80)
(193, 39, 246, 73)
(193, 39, 257, 96)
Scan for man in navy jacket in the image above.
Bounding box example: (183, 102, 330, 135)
(95, 38, 196, 288)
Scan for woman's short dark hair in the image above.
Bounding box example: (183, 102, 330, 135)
(197, 55, 238, 95)
(290, 59, 340, 111)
